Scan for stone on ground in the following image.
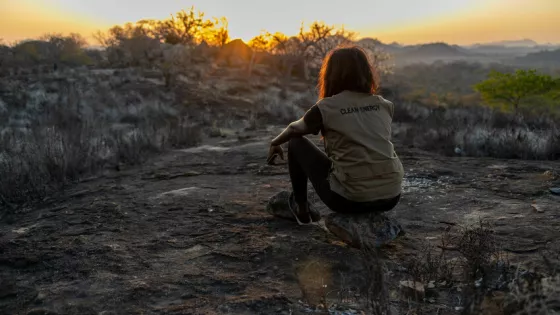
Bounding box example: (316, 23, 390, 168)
(324, 212, 404, 249)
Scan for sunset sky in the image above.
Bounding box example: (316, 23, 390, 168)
(1, 0, 559, 46)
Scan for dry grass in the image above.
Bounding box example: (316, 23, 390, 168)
(404, 239, 456, 285)
(359, 244, 392, 315)
(503, 244, 560, 315)
(393, 102, 560, 160)
(338, 221, 560, 315)
(0, 70, 201, 207)
(253, 87, 311, 125)
(0, 119, 200, 206)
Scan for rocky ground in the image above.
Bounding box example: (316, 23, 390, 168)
(0, 124, 559, 315)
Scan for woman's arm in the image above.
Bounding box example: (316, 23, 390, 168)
(270, 118, 312, 146)
(271, 104, 323, 147)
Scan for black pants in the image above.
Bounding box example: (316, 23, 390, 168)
(288, 136, 400, 214)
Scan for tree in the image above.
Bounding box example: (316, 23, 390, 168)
(261, 22, 392, 81)
(545, 78, 560, 100)
(247, 32, 274, 77)
(94, 23, 140, 47)
(40, 33, 89, 64)
(474, 69, 556, 112)
(10, 34, 90, 67)
(306, 22, 353, 65)
(204, 17, 229, 47)
(94, 6, 223, 47)
(267, 22, 336, 80)
(357, 39, 393, 76)
(156, 7, 215, 45)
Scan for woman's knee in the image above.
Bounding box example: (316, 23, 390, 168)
(288, 136, 309, 151)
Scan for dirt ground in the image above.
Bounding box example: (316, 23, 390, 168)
(1, 125, 559, 315)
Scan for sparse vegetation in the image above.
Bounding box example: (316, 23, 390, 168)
(474, 69, 560, 113)
(391, 101, 560, 160)
(343, 221, 560, 315)
(0, 69, 201, 206)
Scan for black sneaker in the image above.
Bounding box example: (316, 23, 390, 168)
(265, 190, 321, 224)
(324, 212, 404, 249)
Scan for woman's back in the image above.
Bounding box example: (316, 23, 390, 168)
(316, 90, 404, 202)
(318, 90, 396, 162)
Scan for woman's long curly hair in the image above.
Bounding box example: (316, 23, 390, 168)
(317, 45, 379, 100)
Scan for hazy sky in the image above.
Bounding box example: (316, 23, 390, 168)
(1, 0, 559, 45)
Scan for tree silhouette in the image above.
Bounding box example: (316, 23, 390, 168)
(94, 6, 222, 47)
(207, 17, 229, 47)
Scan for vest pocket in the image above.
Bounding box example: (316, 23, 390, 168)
(334, 159, 402, 181)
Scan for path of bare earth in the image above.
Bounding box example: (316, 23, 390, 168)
(1, 126, 559, 315)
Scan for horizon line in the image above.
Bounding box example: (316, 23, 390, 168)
(3, 33, 560, 48)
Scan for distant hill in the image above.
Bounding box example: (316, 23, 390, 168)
(356, 39, 475, 65)
(513, 49, 560, 67)
(465, 45, 549, 57)
(356, 38, 403, 54)
(351, 38, 560, 68)
(472, 39, 539, 48)
(341, 37, 560, 68)
(464, 39, 560, 57)
(390, 42, 475, 65)
(400, 42, 470, 57)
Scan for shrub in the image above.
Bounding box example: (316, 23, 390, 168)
(393, 102, 560, 160)
(0, 71, 201, 207)
(254, 87, 310, 125)
(0, 119, 200, 206)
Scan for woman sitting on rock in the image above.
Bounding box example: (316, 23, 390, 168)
(265, 45, 404, 247)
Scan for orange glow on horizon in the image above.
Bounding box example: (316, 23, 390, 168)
(1, 0, 559, 46)
(364, 0, 560, 45)
(0, 1, 103, 45)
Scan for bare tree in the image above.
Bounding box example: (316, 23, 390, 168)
(270, 31, 310, 80)
(306, 24, 357, 74)
(93, 30, 114, 48)
(357, 39, 393, 75)
(156, 7, 214, 45)
(93, 24, 135, 48)
(302, 21, 336, 59)
(206, 17, 229, 47)
(18, 33, 91, 66)
(247, 32, 273, 77)
(94, 7, 221, 48)
(268, 21, 358, 80)
(248, 32, 273, 52)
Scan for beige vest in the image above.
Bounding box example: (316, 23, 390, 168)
(317, 90, 404, 202)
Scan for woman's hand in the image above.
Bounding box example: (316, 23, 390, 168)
(267, 144, 285, 165)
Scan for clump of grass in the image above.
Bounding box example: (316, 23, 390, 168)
(394, 103, 560, 160)
(503, 244, 560, 315)
(0, 71, 201, 208)
(254, 88, 310, 126)
(0, 119, 200, 207)
(404, 237, 456, 286)
(359, 244, 392, 315)
(363, 220, 559, 315)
